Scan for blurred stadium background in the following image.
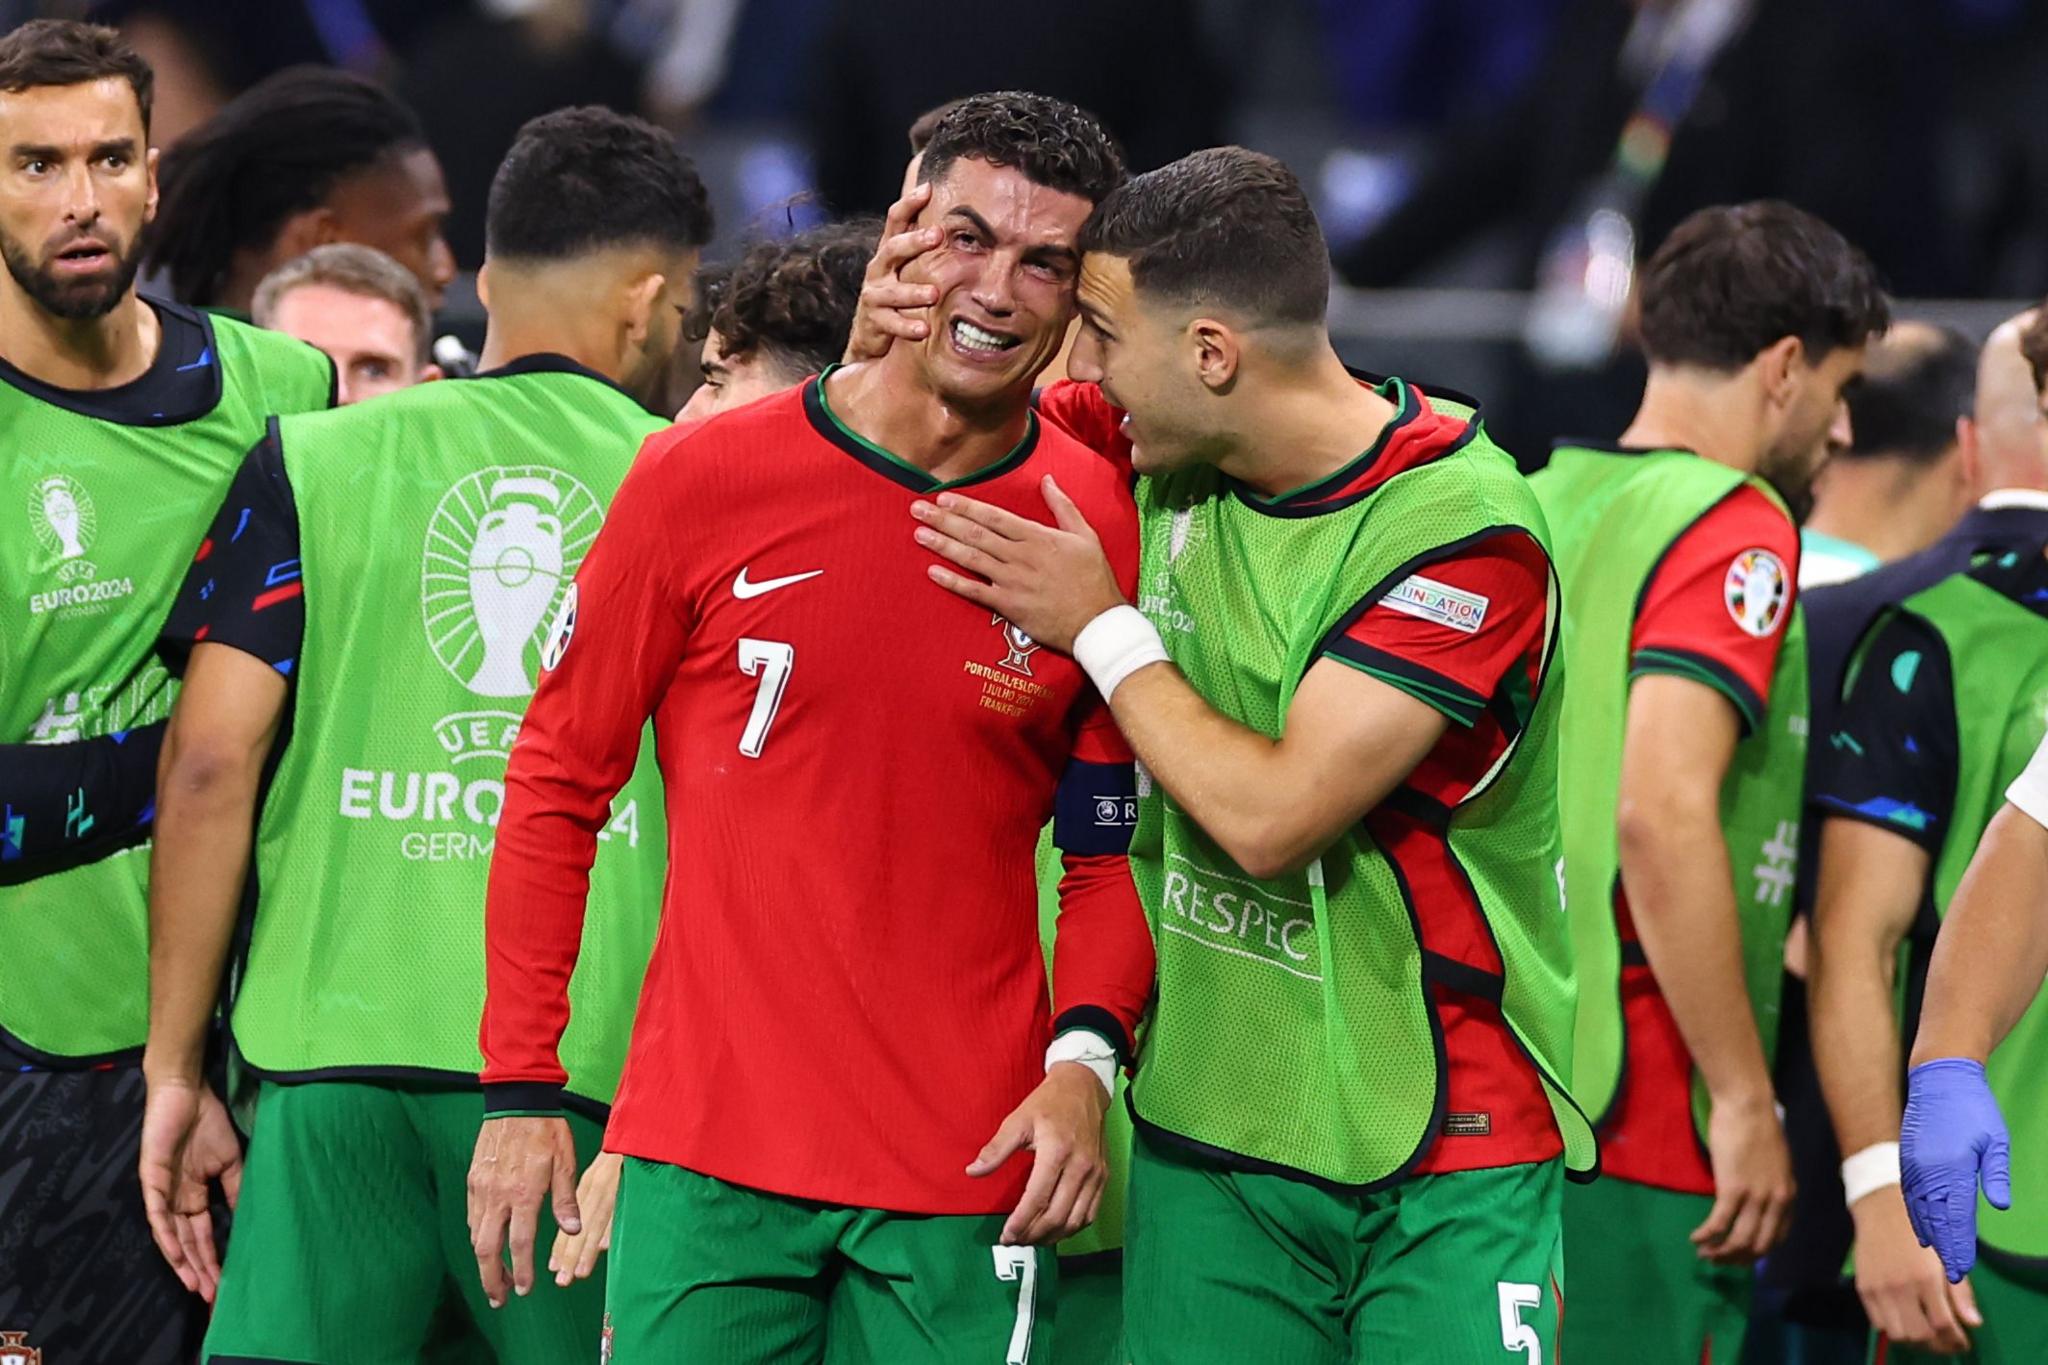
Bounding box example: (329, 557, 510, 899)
(11, 0, 2048, 460)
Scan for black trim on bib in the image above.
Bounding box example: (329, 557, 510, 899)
(0, 296, 223, 425)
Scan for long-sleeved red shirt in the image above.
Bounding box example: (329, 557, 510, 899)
(480, 376, 1154, 1214)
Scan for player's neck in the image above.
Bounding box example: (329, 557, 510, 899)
(0, 284, 158, 390)
(828, 355, 1035, 483)
(1214, 349, 1399, 497)
(477, 321, 623, 389)
(1621, 367, 1765, 475)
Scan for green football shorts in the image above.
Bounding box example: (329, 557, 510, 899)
(1560, 1173, 1749, 1364)
(1122, 1128, 1563, 1364)
(203, 1079, 605, 1365)
(604, 1155, 1058, 1363)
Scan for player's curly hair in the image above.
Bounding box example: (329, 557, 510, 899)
(686, 218, 879, 380)
(2020, 304, 2048, 399)
(1636, 201, 1890, 372)
(918, 91, 1125, 207)
(146, 67, 424, 306)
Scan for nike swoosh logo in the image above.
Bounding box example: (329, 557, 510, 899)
(732, 567, 824, 599)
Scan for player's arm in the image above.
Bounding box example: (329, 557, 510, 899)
(1615, 488, 1800, 1264)
(141, 432, 303, 1301)
(910, 480, 1461, 878)
(1808, 614, 1978, 1350)
(468, 430, 695, 1308)
(0, 721, 164, 869)
(971, 687, 1153, 1245)
(1899, 732, 2048, 1280)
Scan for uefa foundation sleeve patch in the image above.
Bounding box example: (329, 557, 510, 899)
(540, 582, 577, 671)
(1381, 572, 1489, 634)
(1723, 548, 1789, 638)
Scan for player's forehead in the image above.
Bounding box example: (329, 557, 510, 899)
(274, 284, 414, 353)
(926, 157, 1091, 252)
(0, 78, 144, 150)
(1076, 253, 1135, 319)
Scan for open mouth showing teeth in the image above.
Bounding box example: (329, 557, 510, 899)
(57, 245, 106, 263)
(952, 319, 1021, 356)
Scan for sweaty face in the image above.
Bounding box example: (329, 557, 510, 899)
(267, 282, 425, 404)
(1068, 253, 1211, 475)
(0, 79, 154, 321)
(905, 158, 1091, 410)
(676, 328, 802, 423)
(325, 146, 456, 308)
(1762, 344, 1866, 522)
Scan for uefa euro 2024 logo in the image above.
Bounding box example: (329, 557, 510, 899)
(28, 474, 95, 579)
(422, 467, 601, 698)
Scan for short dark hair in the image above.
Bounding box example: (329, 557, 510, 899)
(907, 100, 961, 156)
(1637, 201, 1890, 371)
(1077, 146, 1328, 328)
(147, 67, 424, 305)
(486, 106, 713, 262)
(686, 217, 879, 380)
(0, 19, 152, 133)
(918, 91, 1124, 207)
(2021, 306, 2048, 398)
(1841, 323, 1976, 464)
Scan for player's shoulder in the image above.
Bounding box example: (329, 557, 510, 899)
(1029, 409, 1133, 511)
(199, 302, 332, 389)
(638, 382, 812, 473)
(1685, 481, 1801, 561)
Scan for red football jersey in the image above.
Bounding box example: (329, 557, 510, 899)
(480, 375, 1153, 1214)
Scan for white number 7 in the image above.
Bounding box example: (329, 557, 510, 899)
(992, 1246, 1038, 1364)
(1498, 1281, 1543, 1362)
(736, 638, 794, 758)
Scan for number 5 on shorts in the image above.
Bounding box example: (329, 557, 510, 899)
(1497, 1281, 1543, 1362)
(993, 1246, 1038, 1365)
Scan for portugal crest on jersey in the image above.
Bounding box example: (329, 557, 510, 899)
(1724, 548, 1789, 639)
(993, 613, 1040, 677)
(0, 1331, 42, 1365)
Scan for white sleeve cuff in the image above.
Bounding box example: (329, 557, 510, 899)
(1046, 1027, 1118, 1097)
(2008, 731, 2048, 830)
(1072, 605, 1169, 703)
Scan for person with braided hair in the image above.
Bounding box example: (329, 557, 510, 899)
(143, 64, 453, 315)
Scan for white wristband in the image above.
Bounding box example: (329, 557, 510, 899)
(1046, 1028, 1118, 1097)
(1072, 605, 1169, 702)
(1841, 1141, 1902, 1208)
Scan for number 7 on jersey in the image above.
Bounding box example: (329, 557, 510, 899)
(737, 638, 794, 758)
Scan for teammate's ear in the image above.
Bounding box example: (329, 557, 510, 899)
(474, 264, 491, 310)
(622, 271, 666, 349)
(1190, 318, 1239, 392)
(1758, 335, 1803, 408)
(273, 208, 332, 260)
(143, 146, 160, 227)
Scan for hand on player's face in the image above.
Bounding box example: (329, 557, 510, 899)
(967, 1062, 1112, 1246)
(911, 478, 1125, 653)
(466, 1116, 582, 1308)
(843, 180, 942, 363)
(908, 159, 1090, 407)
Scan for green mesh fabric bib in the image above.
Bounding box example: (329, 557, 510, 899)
(1532, 446, 1807, 1143)
(0, 315, 331, 1058)
(1127, 382, 1594, 1187)
(1881, 572, 2048, 1255)
(243, 364, 666, 1104)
